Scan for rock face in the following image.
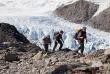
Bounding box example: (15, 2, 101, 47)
(54, 0, 99, 23)
(86, 7, 110, 32)
(0, 23, 42, 63)
(0, 23, 30, 44)
(104, 48, 110, 56)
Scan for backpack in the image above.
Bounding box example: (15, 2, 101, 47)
(43, 36, 51, 44)
(53, 31, 59, 39)
(74, 29, 81, 40)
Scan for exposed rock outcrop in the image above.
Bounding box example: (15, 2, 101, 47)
(0, 23, 30, 44)
(104, 48, 110, 56)
(86, 7, 110, 32)
(0, 23, 41, 63)
(54, 0, 99, 23)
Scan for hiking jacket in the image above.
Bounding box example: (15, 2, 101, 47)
(77, 30, 86, 40)
(43, 38, 51, 45)
(54, 33, 62, 41)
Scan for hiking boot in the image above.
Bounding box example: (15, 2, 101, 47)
(80, 54, 85, 57)
(52, 50, 55, 53)
(59, 49, 62, 51)
(74, 50, 79, 53)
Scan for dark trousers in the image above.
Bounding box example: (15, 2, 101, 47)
(76, 39, 84, 54)
(53, 40, 63, 51)
(44, 44, 48, 52)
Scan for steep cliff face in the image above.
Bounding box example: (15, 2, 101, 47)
(86, 7, 110, 32)
(0, 23, 30, 44)
(54, 0, 99, 23)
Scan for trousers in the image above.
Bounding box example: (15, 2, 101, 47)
(53, 40, 63, 51)
(76, 39, 84, 54)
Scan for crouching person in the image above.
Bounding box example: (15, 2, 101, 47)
(43, 35, 51, 53)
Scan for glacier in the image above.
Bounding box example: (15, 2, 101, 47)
(0, 0, 110, 53)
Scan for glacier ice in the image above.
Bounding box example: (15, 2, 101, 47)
(0, 14, 110, 53)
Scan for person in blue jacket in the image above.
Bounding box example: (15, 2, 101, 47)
(53, 30, 64, 52)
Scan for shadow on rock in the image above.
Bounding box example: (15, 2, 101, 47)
(61, 48, 72, 52)
(51, 64, 82, 74)
(51, 65, 70, 74)
(51, 64, 96, 74)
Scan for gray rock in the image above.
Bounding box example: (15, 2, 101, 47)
(86, 6, 110, 32)
(91, 61, 103, 67)
(0, 23, 30, 44)
(0, 52, 18, 62)
(104, 48, 110, 56)
(103, 64, 110, 74)
(54, 0, 99, 23)
(33, 51, 43, 61)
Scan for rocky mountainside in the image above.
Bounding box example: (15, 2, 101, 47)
(0, 23, 41, 59)
(0, 23, 42, 73)
(86, 7, 110, 32)
(54, 0, 110, 33)
(0, 23, 110, 74)
(54, 0, 99, 23)
(0, 46, 110, 74)
(0, 23, 30, 44)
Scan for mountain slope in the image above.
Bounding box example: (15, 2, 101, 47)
(86, 7, 110, 32)
(54, 0, 99, 23)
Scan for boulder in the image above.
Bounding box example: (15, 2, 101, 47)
(85, 49, 105, 60)
(104, 48, 110, 56)
(91, 61, 103, 67)
(103, 64, 110, 74)
(0, 52, 18, 62)
(45, 58, 51, 66)
(33, 51, 43, 61)
(45, 55, 58, 66)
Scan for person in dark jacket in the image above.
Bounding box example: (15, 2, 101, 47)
(43, 35, 51, 52)
(75, 27, 87, 55)
(53, 30, 64, 52)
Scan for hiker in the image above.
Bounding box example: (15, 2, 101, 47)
(43, 35, 51, 52)
(74, 27, 87, 55)
(53, 30, 64, 52)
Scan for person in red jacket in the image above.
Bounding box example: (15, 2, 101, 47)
(75, 27, 87, 55)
